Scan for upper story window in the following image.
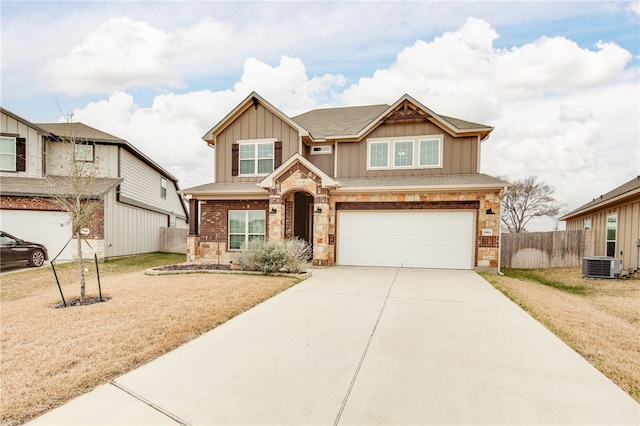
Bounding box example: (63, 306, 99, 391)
(0, 136, 26, 172)
(75, 143, 94, 162)
(160, 176, 167, 199)
(368, 135, 443, 170)
(0, 137, 17, 171)
(232, 138, 282, 177)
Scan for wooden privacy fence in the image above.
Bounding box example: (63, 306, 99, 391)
(160, 227, 188, 254)
(500, 230, 592, 269)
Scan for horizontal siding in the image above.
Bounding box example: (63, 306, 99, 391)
(336, 120, 478, 178)
(216, 104, 300, 183)
(0, 111, 42, 177)
(119, 149, 186, 218)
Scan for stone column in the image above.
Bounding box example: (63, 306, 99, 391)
(312, 195, 330, 266)
(268, 194, 285, 242)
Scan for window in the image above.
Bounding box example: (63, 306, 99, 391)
(239, 140, 274, 175)
(160, 176, 167, 199)
(228, 210, 266, 250)
(394, 140, 413, 167)
(419, 138, 441, 167)
(369, 141, 389, 168)
(311, 145, 332, 155)
(606, 214, 617, 257)
(75, 143, 94, 162)
(584, 219, 592, 230)
(368, 135, 443, 170)
(0, 136, 16, 171)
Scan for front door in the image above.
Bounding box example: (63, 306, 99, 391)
(293, 192, 313, 244)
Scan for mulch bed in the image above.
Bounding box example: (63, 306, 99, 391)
(154, 263, 231, 271)
(53, 296, 112, 309)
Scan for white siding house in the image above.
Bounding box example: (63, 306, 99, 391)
(0, 108, 189, 262)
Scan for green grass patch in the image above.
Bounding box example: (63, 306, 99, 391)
(502, 268, 591, 295)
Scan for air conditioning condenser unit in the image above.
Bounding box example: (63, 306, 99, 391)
(582, 256, 622, 279)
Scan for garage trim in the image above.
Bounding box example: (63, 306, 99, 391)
(333, 200, 479, 268)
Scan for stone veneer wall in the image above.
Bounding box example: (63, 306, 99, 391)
(327, 190, 502, 271)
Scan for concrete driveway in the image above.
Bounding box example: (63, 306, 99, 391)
(30, 267, 639, 425)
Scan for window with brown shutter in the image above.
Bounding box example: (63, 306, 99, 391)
(274, 141, 282, 169)
(16, 138, 26, 171)
(231, 143, 239, 176)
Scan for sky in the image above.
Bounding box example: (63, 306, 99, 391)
(1, 0, 639, 231)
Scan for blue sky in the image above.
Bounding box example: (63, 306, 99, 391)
(1, 1, 639, 230)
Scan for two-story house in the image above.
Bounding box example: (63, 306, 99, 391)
(0, 107, 188, 261)
(182, 93, 509, 271)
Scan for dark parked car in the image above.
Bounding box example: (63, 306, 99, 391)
(0, 231, 48, 268)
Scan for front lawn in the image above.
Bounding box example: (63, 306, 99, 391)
(0, 253, 298, 426)
(482, 267, 640, 402)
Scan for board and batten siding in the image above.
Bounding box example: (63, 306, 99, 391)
(305, 144, 335, 176)
(336, 120, 478, 178)
(215, 104, 300, 183)
(45, 142, 119, 178)
(103, 189, 168, 257)
(566, 199, 640, 271)
(0, 111, 43, 178)
(118, 149, 186, 220)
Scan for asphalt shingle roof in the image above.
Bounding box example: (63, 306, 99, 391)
(561, 176, 640, 219)
(0, 176, 122, 198)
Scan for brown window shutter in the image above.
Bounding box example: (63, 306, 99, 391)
(274, 141, 282, 168)
(231, 143, 239, 176)
(16, 138, 26, 171)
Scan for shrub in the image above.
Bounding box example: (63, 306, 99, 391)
(285, 237, 312, 273)
(239, 239, 265, 271)
(259, 240, 288, 273)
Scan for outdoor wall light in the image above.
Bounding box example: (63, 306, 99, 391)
(314, 207, 323, 214)
(485, 208, 495, 215)
(270, 208, 277, 214)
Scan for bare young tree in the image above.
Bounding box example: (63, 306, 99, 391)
(501, 175, 562, 233)
(46, 114, 102, 301)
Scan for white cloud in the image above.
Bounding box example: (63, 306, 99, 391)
(45, 17, 174, 95)
(68, 56, 346, 189)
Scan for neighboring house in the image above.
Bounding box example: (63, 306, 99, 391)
(0, 107, 188, 261)
(561, 176, 640, 272)
(182, 92, 509, 271)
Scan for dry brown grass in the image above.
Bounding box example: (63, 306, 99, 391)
(482, 267, 640, 402)
(1, 255, 298, 426)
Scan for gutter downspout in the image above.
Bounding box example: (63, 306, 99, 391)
(497, 185, 508, 275)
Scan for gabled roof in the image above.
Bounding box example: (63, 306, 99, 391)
(38, 122, 179, 183)
(1, 107, 52, 136)
(259, 153, 338, 189)
(202, 92, 309, 142)
(291, 94, 493, 142)
(560, 176, 640, 221)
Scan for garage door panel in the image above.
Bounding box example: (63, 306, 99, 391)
(337, 211, 474, 269)
(0, 210, 73, 261)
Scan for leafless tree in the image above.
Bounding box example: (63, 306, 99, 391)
(501, 175, 562, 233)
(46, 114, 102, 301)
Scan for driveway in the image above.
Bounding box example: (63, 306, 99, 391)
(30, 267, 639, 425)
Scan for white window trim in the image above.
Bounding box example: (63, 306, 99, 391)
(606, 213, 617, 257)
(74, 143, 94, 162)
(228, 209, 266, 251)
(160, 176, 167, 199)
(418, 137, 443, 168)
(367, 135, 443, 171)
(367, 140, 389, 169)
(310, 145, 332, 155)
(393, 140, 414, 168)
(0, 136, 17, 171)
(237, 138, 276, 176)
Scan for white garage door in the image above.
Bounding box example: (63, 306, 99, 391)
(337, 210, 474, 269)
(0, 210, 73, 262)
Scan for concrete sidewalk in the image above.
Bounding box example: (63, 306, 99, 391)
(30, 267, 639, 425)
